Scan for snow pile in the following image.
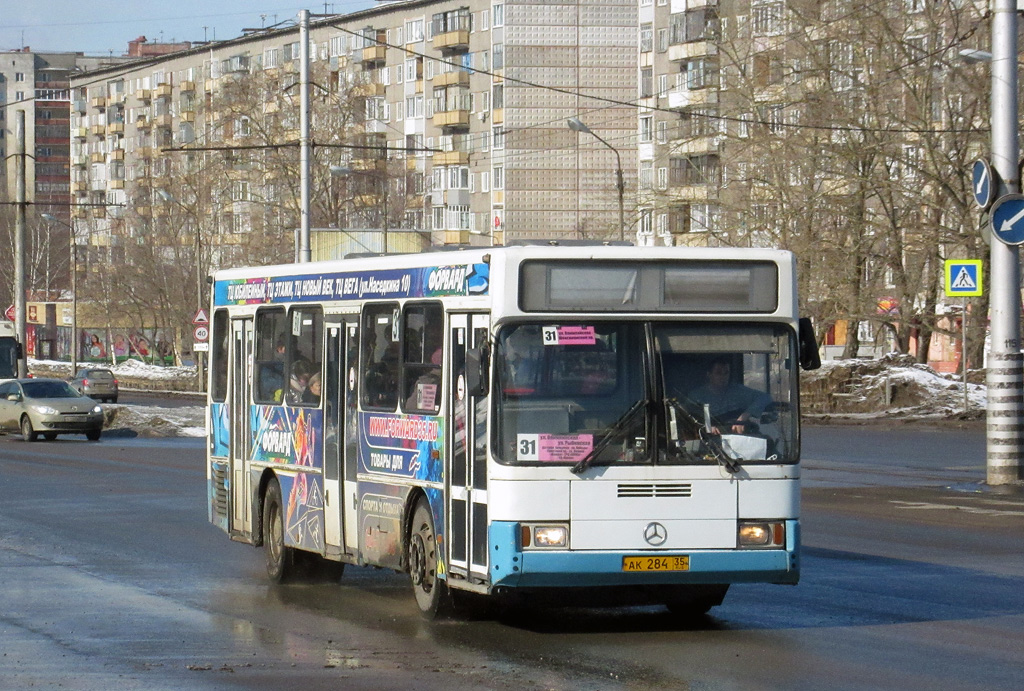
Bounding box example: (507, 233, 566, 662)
(802, 353, 985, 419)
(103, 404, 206, 438)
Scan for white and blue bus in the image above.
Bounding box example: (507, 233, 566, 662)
(206, 244, 820, 617)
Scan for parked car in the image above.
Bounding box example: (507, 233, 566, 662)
(0, 378, 103, 441)
(68, 367, 118, 403)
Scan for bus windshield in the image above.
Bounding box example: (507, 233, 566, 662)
(0, 338, 17, 380)
(493, 322, 798, 467)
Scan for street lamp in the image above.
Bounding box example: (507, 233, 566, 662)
(959, 3, 1023, 486)
(567, 116, 625, 241)
(331, 163, 389, 253)
(41, 213, 78, 375)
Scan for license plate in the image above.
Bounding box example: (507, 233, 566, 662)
(622, 555, 689, 572)
(65, 415, 87, 422)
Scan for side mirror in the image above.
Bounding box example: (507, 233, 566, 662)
(465, 344, 490, 397)
(798, 317, 821, 371)
(7, 393, 21, 402)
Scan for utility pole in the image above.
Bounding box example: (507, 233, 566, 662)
(14, 110, 28, 378)
(298, 9, 312, 263)
(986, 0, 1023, 486)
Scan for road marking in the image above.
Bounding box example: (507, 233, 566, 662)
(891, 500, 1024, 518)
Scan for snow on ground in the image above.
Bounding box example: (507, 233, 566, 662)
(26, 354, 987, 438)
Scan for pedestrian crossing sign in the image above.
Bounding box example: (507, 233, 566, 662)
(944, 259, 983, 297)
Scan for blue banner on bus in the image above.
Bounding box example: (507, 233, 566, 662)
(215, 263, 490, 306)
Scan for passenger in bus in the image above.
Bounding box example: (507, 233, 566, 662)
(690, 356, 771, 434)
(302, 372, 322, 405)
(288, 359, 315, 403)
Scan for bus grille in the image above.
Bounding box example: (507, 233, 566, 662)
(211, 464, 229, 519)
(617, 483, 692, 498)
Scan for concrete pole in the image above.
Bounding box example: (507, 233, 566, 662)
(14, 110, 28, 378)
(986, 0, 1023, 486)
(298, 9, 312, 263)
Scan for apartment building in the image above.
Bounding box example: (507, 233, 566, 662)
(70, 0, 638, 268)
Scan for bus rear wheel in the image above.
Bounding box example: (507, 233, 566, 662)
(408, 499, 450, 619)
(263, 479, 295, 583)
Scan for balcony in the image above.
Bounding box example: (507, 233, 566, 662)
(92, 207, 106, 219)
(154, 113, 173, 129)
(667, 41, 718, 63)
(72, 126, 88, 139)
(356, 81, 387, 97)
(134, 89, 151, 101)
(432, 30, 470, 53)
(433, 70, 469, 87)
(668, 88, 718, 110)
(432, 109, 470, 130)
(106, 122, 124, 135)
(443, 229, 470, 245)
(180, 80, 196, 92)
(90, 124, 106, 136)
(90, 152, 105, 163)
(432, 150, 469, 166)
(90, 96, 106, 108)
(72, 99, 87, 113)
(108, 179, 125, 189)
(110, 148, 125, 160)
(180, 109, 195, 122)
(360, 45, 386, 65)
(154, 83, 172, 98)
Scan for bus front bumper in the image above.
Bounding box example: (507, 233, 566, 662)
(488, 521, 800, 589)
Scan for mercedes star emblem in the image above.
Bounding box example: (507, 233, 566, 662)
(643, 522, 667, 546)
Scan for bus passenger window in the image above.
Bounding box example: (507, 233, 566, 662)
(361, 304, 399, 410)
(402, 303, 442, 414)
(254, 309, 287, 403)
(286, 306, 323, 406)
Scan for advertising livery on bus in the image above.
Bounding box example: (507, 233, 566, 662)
(206, 244, 821, 617)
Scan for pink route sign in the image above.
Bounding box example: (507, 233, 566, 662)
(516, 433, 594, 462)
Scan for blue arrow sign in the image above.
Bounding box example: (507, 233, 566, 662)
(972, 159, 995, 209)
(991, 194, 1024, 245)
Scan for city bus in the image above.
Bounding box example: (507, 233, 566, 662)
(0, 321, 21, 380)
(206, 244, 821, 618)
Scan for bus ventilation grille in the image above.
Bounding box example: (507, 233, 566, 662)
(212, 464, 229, 519)
(617, 483, 692, 498)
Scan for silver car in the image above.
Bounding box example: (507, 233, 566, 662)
(68, 367, 119, 403)
(0, 378, 104, 441)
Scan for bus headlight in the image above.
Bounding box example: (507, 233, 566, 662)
(520, 524, 569, 549)
(738, 521, 785, 548)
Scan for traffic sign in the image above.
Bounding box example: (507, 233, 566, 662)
(990, 194, 1024, 245)
(192, 308, 209, 325)
(944, 259, 983, 297)
(972, 159, 996, 209)
(193, 324, 209, 342)
(3, 304, 13, 321)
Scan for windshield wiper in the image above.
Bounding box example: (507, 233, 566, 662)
(665, 397, 741, 474)
(571, 399, 648, 475)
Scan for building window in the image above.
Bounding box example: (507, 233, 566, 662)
(639, 116, 653, 143)
(493, 3, 504, 27)
(493, 164, 504, 190)
(493, 43, 504, 69)
(492, 126, 505, 150)
(640, 68, 653, 98)
(752, 2, 786, 37)
(640, 23, 653, 53)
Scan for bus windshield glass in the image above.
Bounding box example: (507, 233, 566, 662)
(0, 338, 17, 379)
(493, 322, 797, 467)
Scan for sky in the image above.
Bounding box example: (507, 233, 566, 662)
(0, 1, 377, 56)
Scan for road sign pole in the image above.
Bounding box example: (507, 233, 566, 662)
(987, 0, 1023, 485)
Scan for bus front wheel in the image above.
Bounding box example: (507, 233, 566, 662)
(408, 499, 450, 619)
(263, 479, 295, 583)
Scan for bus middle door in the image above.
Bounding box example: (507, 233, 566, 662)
(323, 315, 359, 559)
(447, 313, 490, 587)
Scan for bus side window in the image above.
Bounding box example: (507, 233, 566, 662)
(402, 303, 443, 414)
(254, 308, 287, 404)
(361, 304, 399, 410)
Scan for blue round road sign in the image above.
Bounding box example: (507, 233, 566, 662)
(972, 159, 995, 209)
(990, 194, 1024, 245)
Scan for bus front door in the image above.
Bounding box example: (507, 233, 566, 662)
(229, 318, 253, 537)
(323, 315, 359, 558)
(447, 313, 491, 586)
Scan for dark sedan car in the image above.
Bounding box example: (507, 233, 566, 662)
(0, 378, 104, 441)
(68, 367, 119, 403)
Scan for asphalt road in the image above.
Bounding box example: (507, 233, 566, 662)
(0, 424, 1021, 690)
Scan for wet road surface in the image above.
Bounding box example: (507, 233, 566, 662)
(1, 424, 1022, 690)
